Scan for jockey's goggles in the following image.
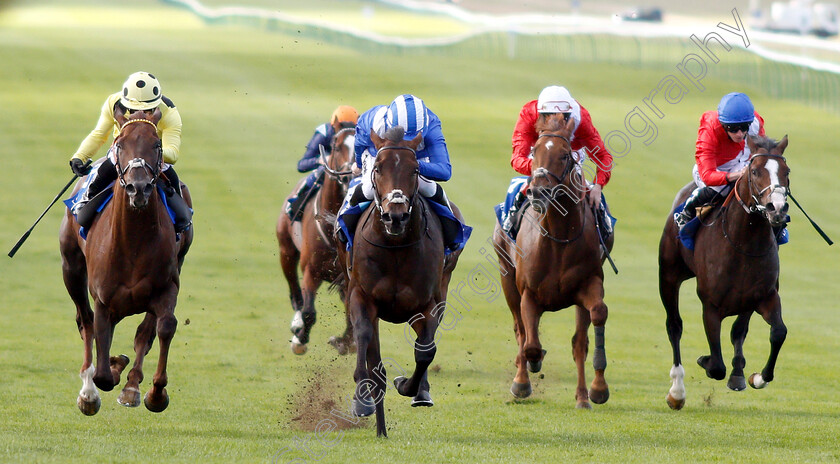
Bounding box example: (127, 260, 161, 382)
(722, 122, 750, 134)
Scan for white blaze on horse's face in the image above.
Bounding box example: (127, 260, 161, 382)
(344, 134, 355, 156)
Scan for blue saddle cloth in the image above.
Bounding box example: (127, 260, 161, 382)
(337, 179, 472, 255)
(673, 201, 789, 250)
(494, 176, 616, 242)
(64, 180, 178, 240)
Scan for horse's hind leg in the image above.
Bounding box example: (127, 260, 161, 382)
(278, 217, 304, 344)
(118, 312, 157, 407)
(727, 313, 752, 391)
(749, 294, 786, 389)
(61, 227, 100, 415)
(660, 261, 689, 410)
(144, 308, 177, 413)
(572, 305, 592, 409)
(328, 289, 356, 355)
(697, 304, 726, 380)
(290, 270, 320, 355)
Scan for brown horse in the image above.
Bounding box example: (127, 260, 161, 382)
(660, 135, 790, 410)
(277, 127, 356, 355)
(336, 126, 465, 437)
(493, 113, 614, 409)
(59, 108, 193, 415)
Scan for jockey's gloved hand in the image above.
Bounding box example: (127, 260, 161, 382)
(70, 158, 91, 177)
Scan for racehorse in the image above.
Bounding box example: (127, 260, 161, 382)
(493, 113, 614, 409)
(276, 127, 356, 355)
(336, 126, 465, 437)
(59, 107, 193, 415)
(660, 135, 790, 410)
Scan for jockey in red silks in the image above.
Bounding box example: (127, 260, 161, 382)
(503, 85, 614, 238)
(674, 92, 766, 230)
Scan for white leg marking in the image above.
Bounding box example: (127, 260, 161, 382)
(752, 373, 768, 389)
(290, 310, 304, 332)
(669, 364, 686, 400)
(79, 365, 99, 402)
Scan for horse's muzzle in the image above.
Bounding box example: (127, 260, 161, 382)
(125, 181, 155, 208)
(765, 201, 790, 226)
(381, 210, 409, 236)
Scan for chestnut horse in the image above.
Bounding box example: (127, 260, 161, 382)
(493, 114, 614, 409)
(337, 127, 465, 437)
(277, 127, 356, 355)
(660, 135, 790, 410)
(59, 108, 193, 415)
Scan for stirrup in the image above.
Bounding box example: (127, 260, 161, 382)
(673, 212, 690, 230)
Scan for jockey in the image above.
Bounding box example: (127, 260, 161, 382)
(286, 105, 359, 221)
(69, 71, 191, 233)
(673, 92, 765, 230)
(337, 94, 464, 252)
(505, 85, 614, 238)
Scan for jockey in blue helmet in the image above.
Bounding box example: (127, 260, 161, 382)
(674, 92, 767, 229)
(337, 94, 466, 252)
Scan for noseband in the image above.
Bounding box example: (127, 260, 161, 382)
(735, 153, 788, 215)
(114, 118, 162, 188)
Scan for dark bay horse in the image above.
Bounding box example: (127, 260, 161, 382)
(493, 114, 614, 409)
(277, 127, 357, 355)
(660, 135, 790, 410)
(59, 108, 193, 415)
(336, 126, 465, 437)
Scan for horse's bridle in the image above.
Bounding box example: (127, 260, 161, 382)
(532, 133, 576, 188)
(734, 153, 788, 215)
(371, 145, 420, 220)
(320, 127, 356, 184)
(114, 118, 162, 188)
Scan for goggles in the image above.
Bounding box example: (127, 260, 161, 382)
(722, 122, 750, 134)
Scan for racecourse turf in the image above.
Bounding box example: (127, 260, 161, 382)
(0, 1, 839, 463)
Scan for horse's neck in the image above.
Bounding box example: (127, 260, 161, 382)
(540, 181, 586, 239)
(721, 183, 775, 251)
(108, 189, 168, 247)
(319, 178, 344, 212)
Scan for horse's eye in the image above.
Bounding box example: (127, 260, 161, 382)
(751, 169, 758, 176)
(374, 167, 380, 174)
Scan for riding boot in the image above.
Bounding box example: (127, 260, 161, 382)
(336, 185, 368, 244)
(161, 167, 192, 233)
(428, 184, 462, 252)
(286, 183, 313, 221)
(674, 187, 719, 230)
(503, 189, 528, 239)
(75, 159, 118, 230)
(772, 215, 791, 244)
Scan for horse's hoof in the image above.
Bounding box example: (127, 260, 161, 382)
(352, 398, 375, 417)
(77, 395, 101, 416)
(510, 381, 532, 399)
(589, 386, 609, 405)
(697, 355, 725, 380)
(290, 336, 307, 355)
(411, 390, 434, 407)
(117, 387, 141, 407)
(144, 389, 169, 413)
(727, 375, 746, 391)
(748, 373, 768, 389)
(327, 336, 353, 355)
(666, 394, 685, 410)
(576, 400, 593, 410)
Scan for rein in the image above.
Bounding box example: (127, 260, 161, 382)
(114, 118, 162, 188)
(319, 127, 357, 181)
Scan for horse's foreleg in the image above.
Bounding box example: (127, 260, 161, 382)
(660, 266, 686, 409)
(349, 290, 376, 418)
(698, 304, 726, 381)
(394, 304, 439, 401)
(366, 321, 387, 438)
(144, 311, 177, 413)
(572, 305, 592, 409)
(728, 313, 752, 391)
(499, 267, 529, 398)
(119, 312, 157, 407)
(92, 305, 117, 392)
(520, 291, 545, 375)
(579, 278, 609, 406)
(750, 294, 786, 389)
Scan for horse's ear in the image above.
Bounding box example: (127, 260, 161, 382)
(564, 115, 575, 134)
(777, 134, 789, 154)
(746, 134, 758, 153)
(370, 128, 384, 149)
(114, 104, 128, 127)
(408, 132, 423, 150)
(150, 107, 162, 125)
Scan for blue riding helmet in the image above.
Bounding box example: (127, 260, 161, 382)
(385, 94, 429, 141)
(717, 92, 755, 124)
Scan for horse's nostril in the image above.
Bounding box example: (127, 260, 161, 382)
(782, 203, 789, 213)
(125, 184, 136, 195)
(400, 213, 410, 223)
(144, 184, 154, 197)
(766, 203, 776, 212)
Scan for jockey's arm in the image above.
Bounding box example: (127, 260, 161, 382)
(695, 122, 729, 187)
(298, 126, 329, 172)
(71, 97, 114, 163)
(159, 106, 182, 165)
(510, 103, 538, 176)
(418, 122, 451, 182)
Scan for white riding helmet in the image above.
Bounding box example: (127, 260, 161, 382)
(120, 72, 162, 111)
(537, 85, 574, 113)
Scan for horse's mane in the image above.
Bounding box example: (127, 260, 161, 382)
(751, 135, 779, 151)
(384, 126, 405, 142)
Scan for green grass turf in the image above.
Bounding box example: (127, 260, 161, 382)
(0, 1, 839, 463)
